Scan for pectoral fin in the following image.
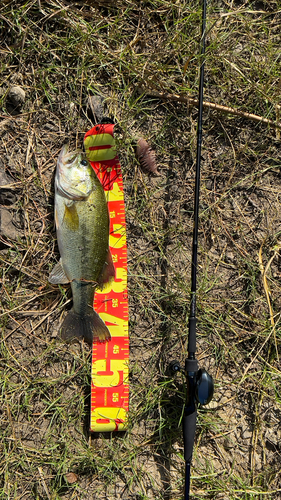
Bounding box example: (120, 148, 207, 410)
(49, 259, 70, 284)
(63, 203, 79, 231)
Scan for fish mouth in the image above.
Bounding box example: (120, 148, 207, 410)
(58, 144, 84, 169)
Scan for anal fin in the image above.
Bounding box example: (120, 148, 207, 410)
(48, 259, 70, 284)
(100, 249, 116, 285)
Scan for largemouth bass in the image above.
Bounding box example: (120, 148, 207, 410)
(49, 144, 114, 344)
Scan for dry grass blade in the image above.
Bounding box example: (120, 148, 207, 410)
(258, 242, 280, 364)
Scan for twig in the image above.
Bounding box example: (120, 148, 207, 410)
(139, 88, 281, 131)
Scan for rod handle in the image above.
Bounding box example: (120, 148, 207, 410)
(183, 409, 197, 463)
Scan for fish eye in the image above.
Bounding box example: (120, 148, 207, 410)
(80, 159, 88, 166)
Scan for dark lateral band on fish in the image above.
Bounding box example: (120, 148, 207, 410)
(49, 144, 115, 344)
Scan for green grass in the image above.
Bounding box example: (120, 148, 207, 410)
(1, 0, 281, 499)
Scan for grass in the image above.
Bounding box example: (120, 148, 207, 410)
(1, 0, 281, 499)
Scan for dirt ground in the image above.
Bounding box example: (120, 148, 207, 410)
(1, 1, 281, 499)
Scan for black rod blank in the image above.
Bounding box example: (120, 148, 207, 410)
(188, 0, 207, 356)
(184, 1, 207, 499)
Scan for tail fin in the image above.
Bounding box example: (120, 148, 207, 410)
(60, 309, 111, 344)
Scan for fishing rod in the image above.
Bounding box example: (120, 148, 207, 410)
(170, 1, 214, 498)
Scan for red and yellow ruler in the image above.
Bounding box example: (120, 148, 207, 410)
(84, 124, 129, 432)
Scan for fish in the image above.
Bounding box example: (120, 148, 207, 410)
(49, 144, 114, 344)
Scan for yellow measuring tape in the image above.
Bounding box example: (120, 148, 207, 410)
(84, 124, 129, 432)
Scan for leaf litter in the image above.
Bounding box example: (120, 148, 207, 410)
(0, 1, 281, 499)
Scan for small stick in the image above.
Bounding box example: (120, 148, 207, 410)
(140, 88, 281, 131)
